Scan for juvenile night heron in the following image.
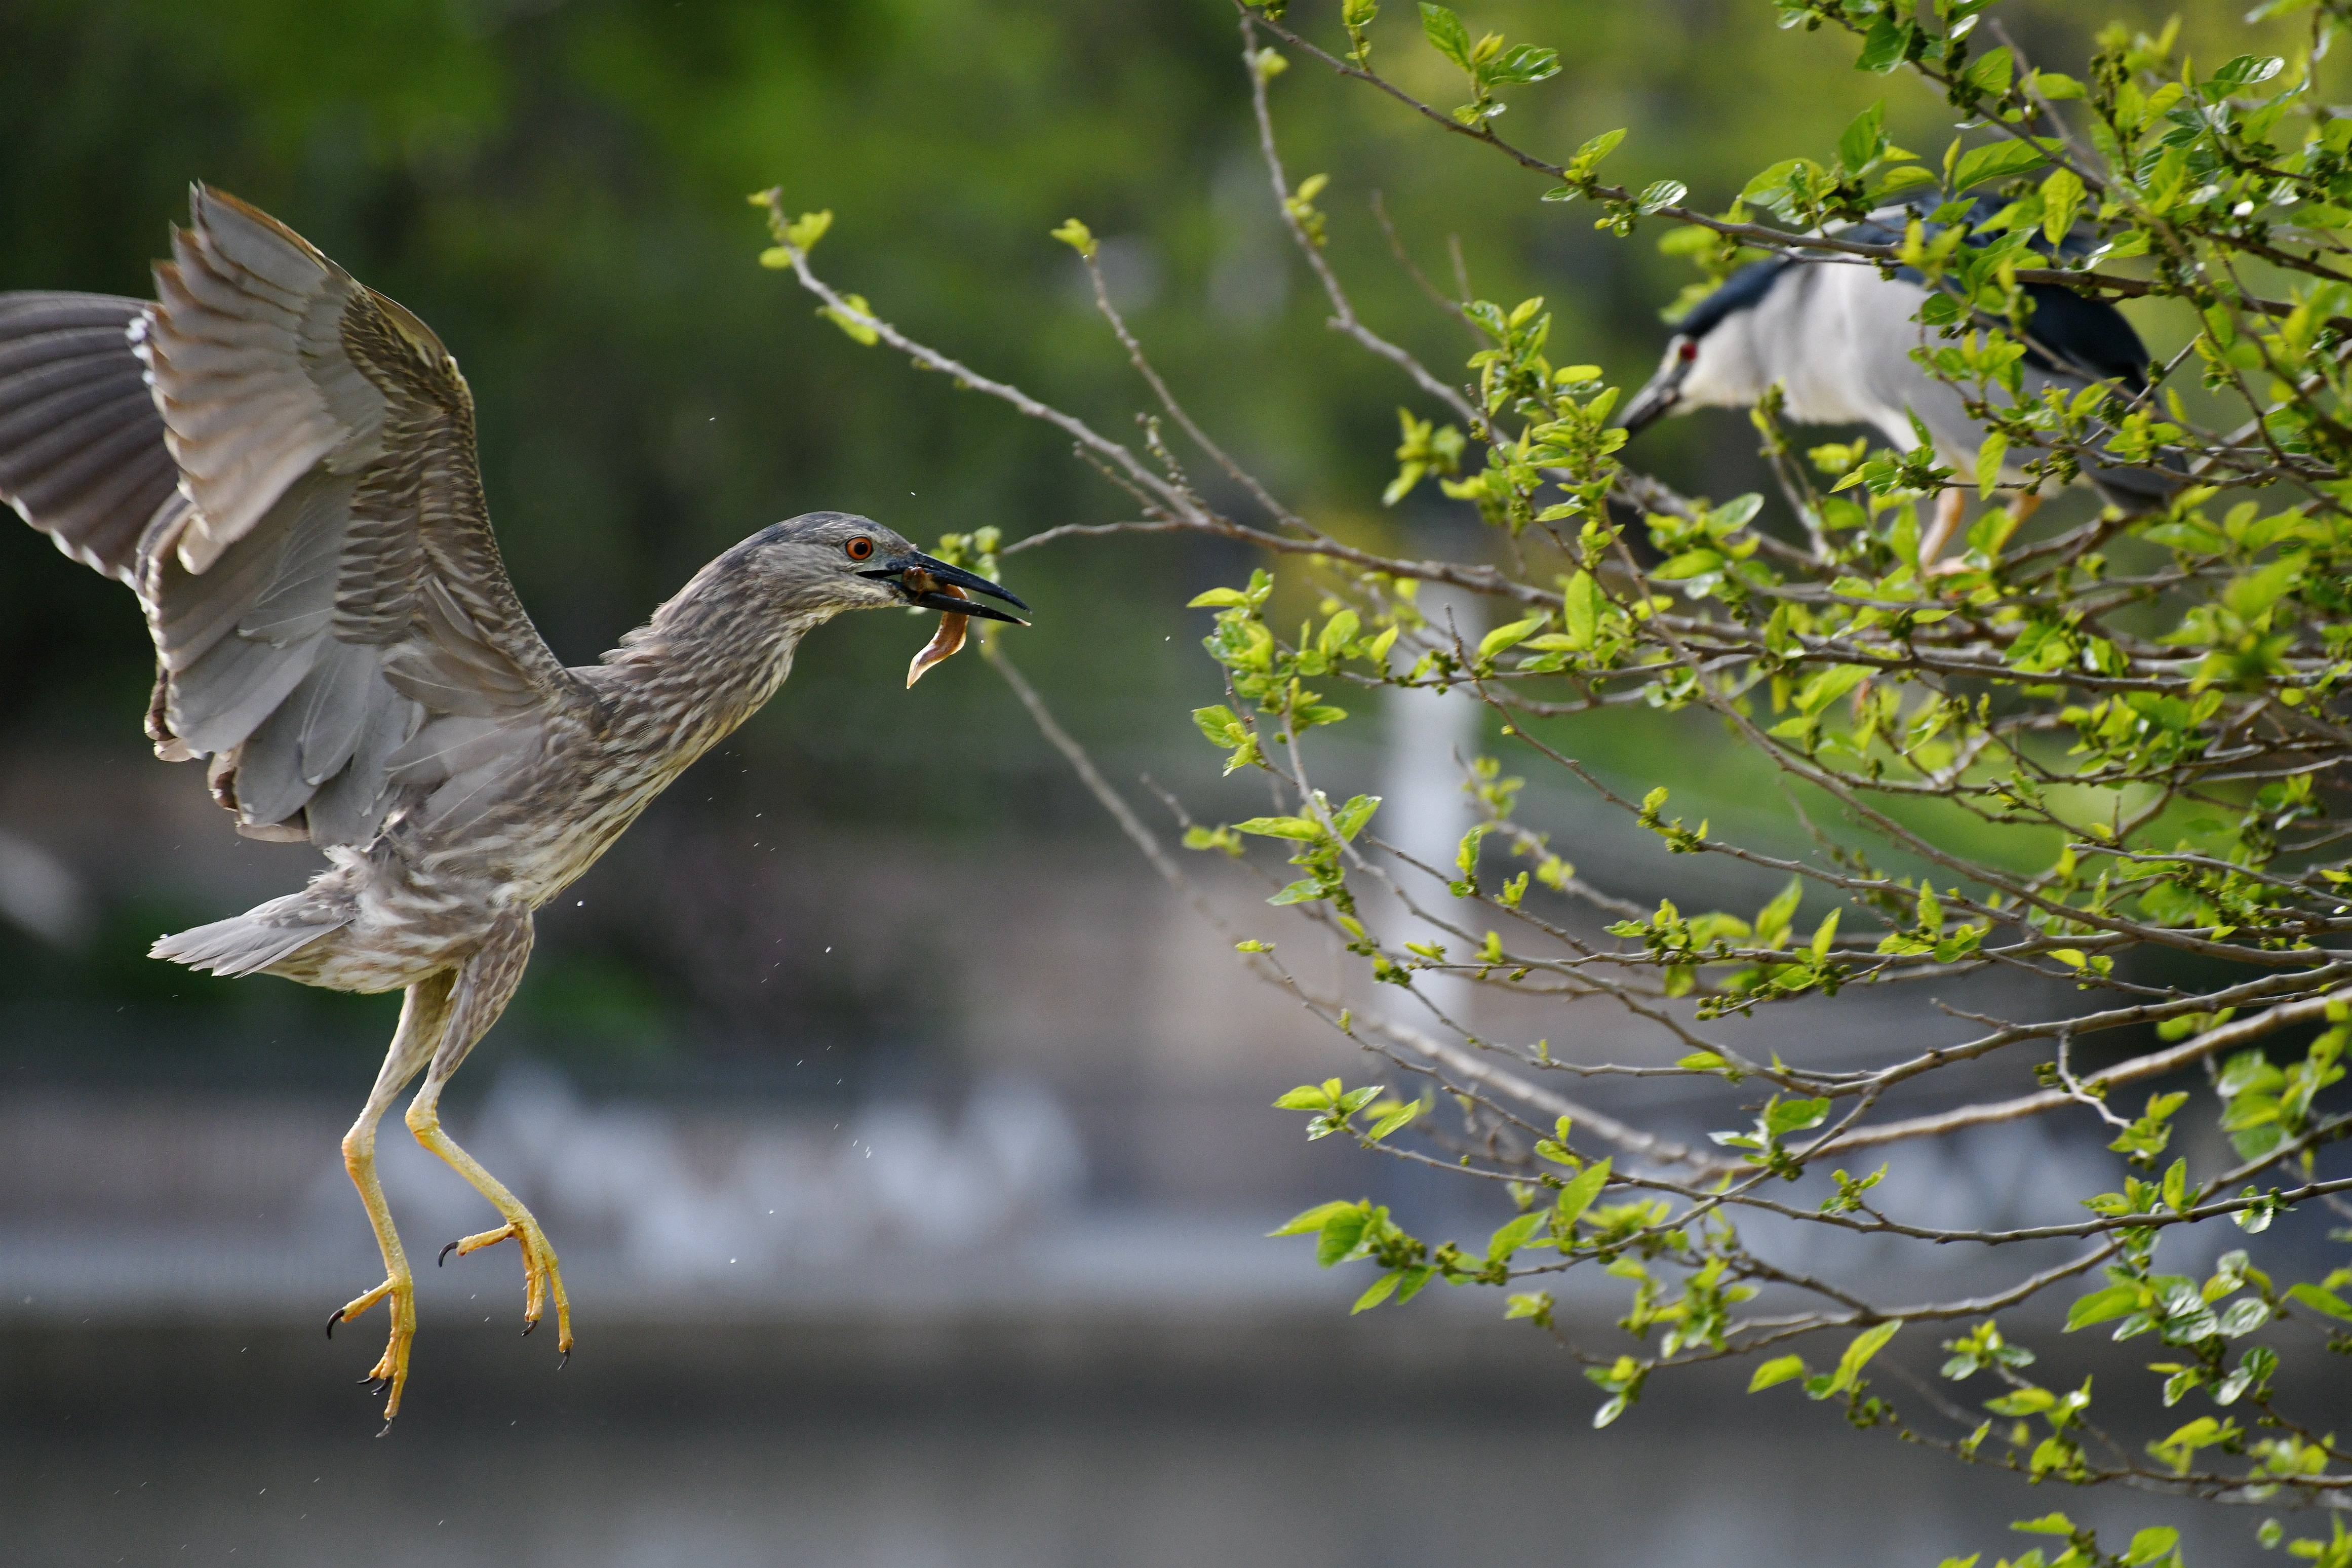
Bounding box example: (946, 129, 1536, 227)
(1620, 199, 2176, 564)
(0, 186, 1026, 1420)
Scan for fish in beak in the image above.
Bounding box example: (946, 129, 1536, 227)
(858, 550, 1029, 686)
(1619, 335, 1697, 437)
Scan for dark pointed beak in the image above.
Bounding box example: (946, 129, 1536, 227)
(1619, 370, 1682, 437)
(860, 551, 1030, 624)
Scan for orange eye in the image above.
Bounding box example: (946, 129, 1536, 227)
(845, 536, 875, 562)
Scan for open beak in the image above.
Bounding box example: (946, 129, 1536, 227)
(1618, 367, 1684, 437)
(860, 551, 1030, 625)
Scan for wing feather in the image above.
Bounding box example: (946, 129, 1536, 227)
(0, 294, 184, 580)
(0, 185, 589, 846)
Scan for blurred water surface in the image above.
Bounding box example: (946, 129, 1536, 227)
(1, 1315, 2265, 1568)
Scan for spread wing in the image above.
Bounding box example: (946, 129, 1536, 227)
(0, 185, 592, 845)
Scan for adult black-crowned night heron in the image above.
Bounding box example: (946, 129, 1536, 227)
(1620, 200, 2176, 564)
(0, 186, 1027, 1421)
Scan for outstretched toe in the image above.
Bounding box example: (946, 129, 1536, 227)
(441, 1216, 572, 1355)
(331, 1273, 416, 1420)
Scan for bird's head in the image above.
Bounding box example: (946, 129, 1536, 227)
(1619, 333, 1703, 436)
(1619, 260, 1789, 437)
(737, 511, 1028, 625)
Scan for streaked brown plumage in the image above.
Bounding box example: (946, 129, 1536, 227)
(0, 186, 1026, 1421)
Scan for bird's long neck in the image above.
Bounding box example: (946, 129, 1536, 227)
(592, 561, 833, 771)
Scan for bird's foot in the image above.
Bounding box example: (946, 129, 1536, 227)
(326, 1271, 416, 1420)
(439, 1216, 573, 1356)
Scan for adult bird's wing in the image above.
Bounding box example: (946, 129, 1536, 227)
(0, 185, 593, 845)
(1839, 196, 2152, 388)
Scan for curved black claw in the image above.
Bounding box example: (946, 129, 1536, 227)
(521, 1317, 538, 1338)
(326, 1307, 344, 1340)
(558, 1349, 571, 1371)
(438, 1240, 460, 1268)
(358, 1374, 391, 1392)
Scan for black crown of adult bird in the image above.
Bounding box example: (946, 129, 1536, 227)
(0, 185, 1028, 1422)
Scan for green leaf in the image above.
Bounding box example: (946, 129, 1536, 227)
(1810, 909, 1840, 960)
(1571, 126, 1624, 169)
(2224, 554, 2303, 619)
(1986, 1386, 2056, 1416)
(1268, 1199, 1358, 1237)
(1748, 1354, 1808, 1391)
(1192, 704, 1244, 741)
(2288, 1282, 2352, 1321)
(1315, 1207, 1371, 1266)
(1365, 1099, 1422, 1141)
(819, 293, 881, 346)
(2216, 1297, 2270, 1338)
(2040, 166, 2085, 246)
(1484, 44, 1560, 85)
(1795, 663, 1869, 717)
(1188, 587, 1252, 608)
(1330, 794, 1381, 841)
(1976, 434, 2007, 500)
(1049, 217, 1097, 260)
(1868, 165, 1939, 202)
(1316, 609, 1361, 656)
(2065, 1284, 2142, 1331)
(2012, 1513, 2077, 1537)
(2161, 1156, 2190, 1214)
(1504, 1290, 1552, 1322)
(1561, 570, 1601, 648)
(1233, 815, 1322, 841)
(2208, 54, 2285, 90)
(1962, 46, 2014, 97)
(1837, 102, 1885, 172)
(783, 209, 834, 251)
(2121, 1527, 2180, 1566)
(1652, 548, 1723, 580)
(1551, 1157, 1613, 1234)
(1352, 1270, 1402, 1313)
(1821, 1320, 1901, 1395)
(1766, 1096, 1831, 1138)
(1752, 878, 1801, 945)
(1635, 179, 1687, 215)
(1949, 139, 2056, 192)
(1478, 615, 1546, 660)
(1272, 1084, 1332, 1111)
(1486, 1210, 1544, 1264)
(1418, 2, 1472, 69)
(1853, 12, 1915, 72)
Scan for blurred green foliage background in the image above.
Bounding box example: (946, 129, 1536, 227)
(0, 0, 2266, 1064)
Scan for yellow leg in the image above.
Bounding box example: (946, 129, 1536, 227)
(2002, 489, 2044, 545)
(398, 908, 570, 1359)
(1918, 487, 1967, 570)
(327, 973, 452, 1424)
(330, 1122, 416, 1414)
(406, 1080, 572, 1356)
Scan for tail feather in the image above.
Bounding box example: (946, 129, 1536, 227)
(151, 897, 344, 978)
